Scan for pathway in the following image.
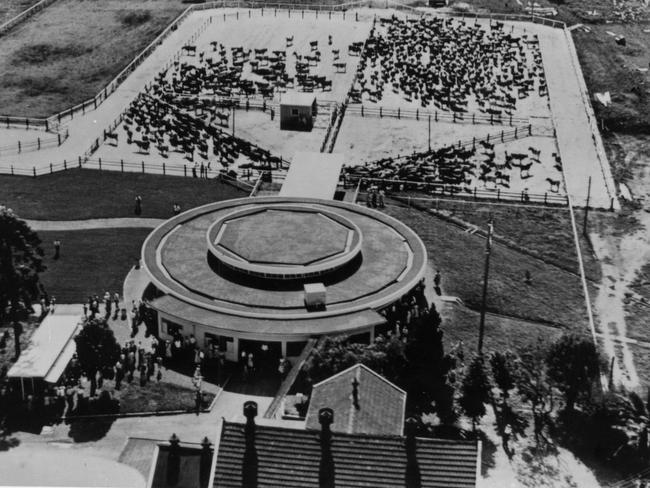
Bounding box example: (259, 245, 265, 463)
(24, 218, 164, 231)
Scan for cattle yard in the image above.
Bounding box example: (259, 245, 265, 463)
(83, 7, 613, 209)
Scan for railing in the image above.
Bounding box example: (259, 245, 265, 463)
(0, 115, 53, 132)
(351, 177, 569, 206)
(0, 128, 69, 157)
(346, 104, 530, 127)
(0, 0, 58, 38)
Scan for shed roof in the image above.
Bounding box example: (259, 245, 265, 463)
(280, 91, 317, 107)
(305, 363, 406, 435)
(8, 313, 81, 381)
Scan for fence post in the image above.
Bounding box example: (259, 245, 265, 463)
(99, 158, 102, 170)
(58, 133, 61, 146)
(37, 137, 40, 150)
(487, 134, 490, 142)
(329, 10, 331, 19)
(416, 108, 419, 121)
(33, 167, 36, 178)
(474, 187, 477, 199)
(528, 124, 532, 136)
(163, 162, 166, 175)
(361, 105, 364, 117)
(18, 141, 21, 153)
(64, 160, 67, 170)
(515, 127, 518, 138)
(472, 136, 476, 149)
(79, 156, 82, 167)
(490, 113, 493, 125)
(11, 165, 14, 175)
(184, 164, 187, 177)
(472, 113, 475, 124)
(26, 118, 29, 130)
(435, 111, 438, 122)
(497, 189, 500, 201)
(380, 107, 382, 118)
(343, 11, 345, 20)
(45, 120, 48, 131)
(142, 161, 145, 173)
(397, 108, 400, 119)
(544, 193, 548, 205)
(501, 130, 504, 142)
(302, 9, 304, 18)
(50, 163, 53, 173)
(509, 115, 512, 126)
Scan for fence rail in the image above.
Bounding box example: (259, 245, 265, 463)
(351, 176, 568, 206)
(0, 128, 69, 157)
(346, 104, 530, 126)
(0, 0, 58, 38)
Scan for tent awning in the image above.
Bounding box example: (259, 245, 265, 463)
(44, 337, 77, 383)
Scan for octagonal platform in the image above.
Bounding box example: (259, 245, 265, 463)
(208, 205, 362, 280)
(140, 197, 427, 340)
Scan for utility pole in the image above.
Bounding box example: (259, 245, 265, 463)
(583, 176, 592, 237)
(477, 219, 494, 356)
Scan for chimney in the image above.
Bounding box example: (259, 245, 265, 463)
(318, 408, 335, 488)
(242, 401, 258, 488)
(351, 377, 360, 410)
(199, 436, 212, 488)
(166, 433, 181, 486)
(404, 418, 421, 488)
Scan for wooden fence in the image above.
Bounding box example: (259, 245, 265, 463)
(346, 104, 530, 126)
(0, 128, 69, 157)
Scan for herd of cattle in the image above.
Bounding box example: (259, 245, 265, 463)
(349, 15, 547, 118)
(155, 35, 345, 98)
(343, 139, 563, 194)
(110, 90, 283, 172)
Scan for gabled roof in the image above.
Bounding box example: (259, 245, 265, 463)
(305, 363, 406, 435)
(213, 421, 480, 488)
(279, 152, 344, 200)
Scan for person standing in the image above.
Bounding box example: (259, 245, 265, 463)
(134, 195, 142, 216)
(434, 270, 442, 296)
(53, 240, 61, 260)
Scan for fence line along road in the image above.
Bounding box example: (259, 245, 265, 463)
(0, 0, 58, 38)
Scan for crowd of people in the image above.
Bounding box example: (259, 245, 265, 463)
(350, 15, 547, 117)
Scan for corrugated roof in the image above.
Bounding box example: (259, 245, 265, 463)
(214, 421, 479, 488)
(305, 364, 406, 435)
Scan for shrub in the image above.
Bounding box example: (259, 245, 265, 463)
(118, 10, 152, 27)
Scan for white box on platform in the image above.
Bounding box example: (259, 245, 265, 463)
(304, 283, 326, 309)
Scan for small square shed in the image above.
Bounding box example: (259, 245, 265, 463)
(280, 92, 317, 131)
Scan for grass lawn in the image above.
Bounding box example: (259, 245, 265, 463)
(439, 302, 564, 355)
(383, 203, 592, 329)
(37, 228, 151, 303)
(0, 0, 188, 117)
(0, 169, 248, 220)
(395, 197, 602, 282)
(0, 0, 39, 25)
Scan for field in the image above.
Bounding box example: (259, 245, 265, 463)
(392, 197, 602, 281)
(0, 0, 188, 117)
(0, 169, 248, 220)
(0, 0, 38, 25)
(573, 24, 650, 134)
(383, 202, 592, 329)
(37, 228, 153, 303)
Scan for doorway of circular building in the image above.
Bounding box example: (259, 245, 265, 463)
(225, 339, 283, 396)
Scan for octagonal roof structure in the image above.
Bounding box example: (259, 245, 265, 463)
(208, 205, 362, 279)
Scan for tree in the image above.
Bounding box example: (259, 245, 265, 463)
(488, 351, 527, 458)
(459, 355, 491, 431)
(516, 340, 555, 449)
(74, 317, 120, 396)
(545, 334, 602, 412)
(0, 207, 44, 344)
(304, 334, 408, 386)
(406, 305, 456, 422)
